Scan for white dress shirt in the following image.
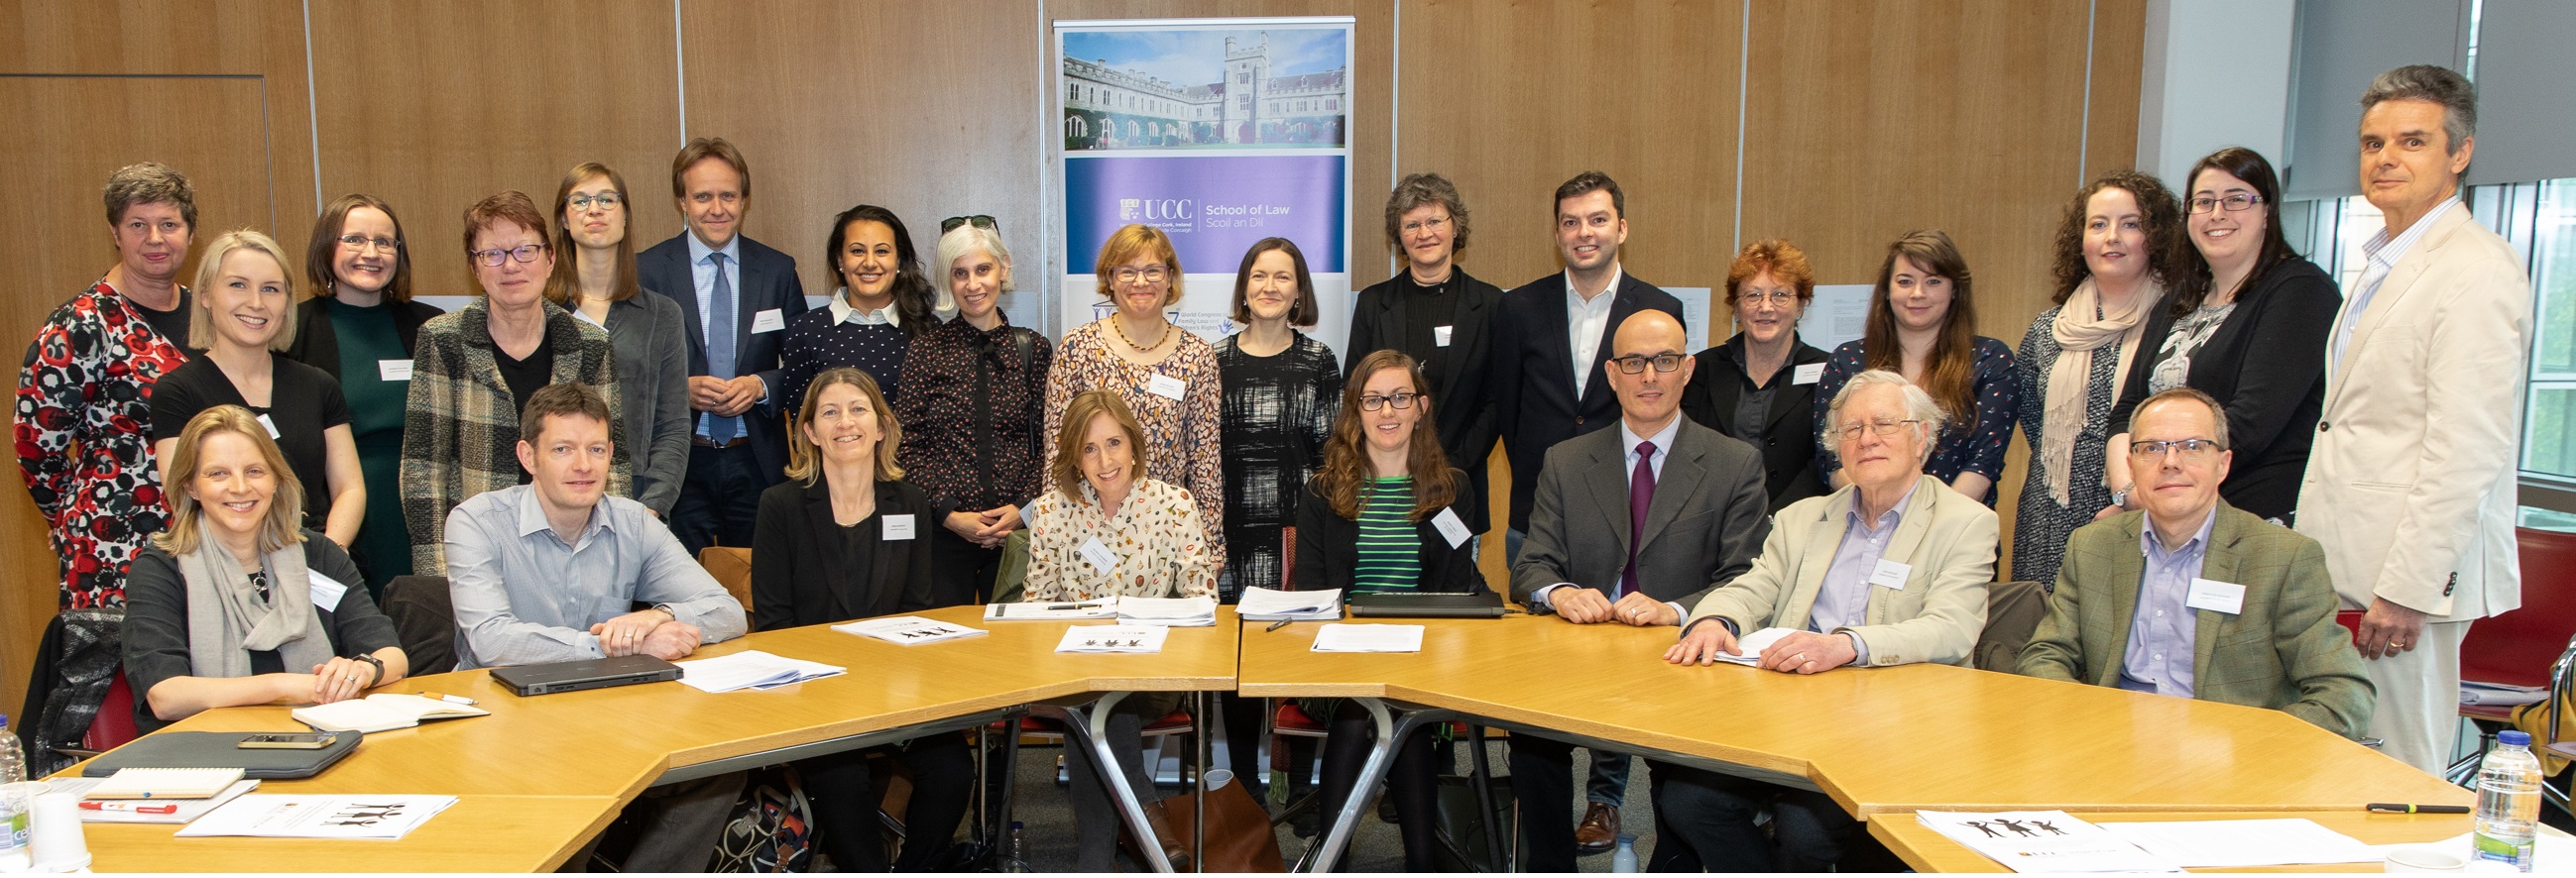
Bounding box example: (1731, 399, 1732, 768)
(1566, 265, 1623, 397)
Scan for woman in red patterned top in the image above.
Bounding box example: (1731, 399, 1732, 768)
(15, 163, 201, 608)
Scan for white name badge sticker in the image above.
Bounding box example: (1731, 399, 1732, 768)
(1145, 374, 1188, 400)
(750, 308, 786, 334)
(307, 571, 349, 610)
(378, 359, 414, 382)
(882, 514, 916, 540)
(256, 413, 283, 439)
(1079, 537, 1122, 573)
(1434, 326, 1454, 348)
(2186, 578, 2247, 614)
(1868, 558, 1912, 590)
(1793, 363, 1825, 385)
(1431, 507, 1471, 548)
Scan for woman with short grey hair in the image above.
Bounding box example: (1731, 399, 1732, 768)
(1344, 172, 1504, 538)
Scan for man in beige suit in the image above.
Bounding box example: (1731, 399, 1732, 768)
(2296, 64, 2530, 774)
(2023, 388, 2374, 739)
(1651, 370, 1996, 871)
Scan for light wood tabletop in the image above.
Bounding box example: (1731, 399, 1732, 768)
(1870, 810, 2474, 872)
(1237, 613, 2470, 818)
(81, 795, 622, 873)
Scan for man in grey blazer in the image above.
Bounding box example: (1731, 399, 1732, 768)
(1509, 309, 1769, 871)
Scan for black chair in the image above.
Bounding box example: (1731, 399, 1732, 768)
(379, 576, 456, 676)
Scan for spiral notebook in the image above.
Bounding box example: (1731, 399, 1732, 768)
(84, 767, 246, 800)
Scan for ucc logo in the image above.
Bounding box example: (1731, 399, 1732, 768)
(1119, 198, 1195, 221)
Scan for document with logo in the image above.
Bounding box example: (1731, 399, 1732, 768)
(1914, 811, 2178, 873)
(2099, 819, 2378, 868)
(176, 795, 459, 840)
(1055, 624, 1169, 654)
(835, 615, 989, 646)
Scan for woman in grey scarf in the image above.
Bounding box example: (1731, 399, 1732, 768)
(121, 405, 409, 732)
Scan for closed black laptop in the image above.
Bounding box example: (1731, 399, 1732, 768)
(1346, 590, 1508, 618)
(488, 654, 683, 697)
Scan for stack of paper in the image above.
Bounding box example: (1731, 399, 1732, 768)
(47, 776, 259, 823)
(1913, 811, 2179, 872)
(293, 693, 490, 732)
(1704, 627, 1799, 666)
(2462, 680, 2551, 706)
(834, 615, 989, 645)
(2100, 819, 2379, 868)
(1237, 587, 1342, 621)
(675, 650, 848, 693)
(1311, 623, 1424, 653)
(1117, 596, 1217, 627)
(985, 600, 1120, 620)
(176, 795, 458, 840)
(85, 767, 243, 800)
(1055, 624, 1170, 654)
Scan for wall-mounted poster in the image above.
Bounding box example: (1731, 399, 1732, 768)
(1054, 17, 1355, 347)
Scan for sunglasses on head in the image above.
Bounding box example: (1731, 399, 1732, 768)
(941, 215, 997, 233)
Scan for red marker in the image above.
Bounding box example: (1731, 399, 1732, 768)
(79, 801, 178, 814)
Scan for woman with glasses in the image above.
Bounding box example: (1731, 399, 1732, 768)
(1042, 224, 1226, 570)
(287, 195, 445, 592)
(1346, 173, 1503, 539)
(151, 231, 365, 554)
(2102, 148, 2338, 524)
(892, 217, 1050, 606)
(1814, 230, 2019, 506)
(1216, 238, 1341, 595)
(400, 190, 626, 575)
(780, 204, 938, 414)
(544, 163, 692, 519)
(1294, 349, 1482, 871)
(1681, 239, 1832, 512)
(2010, 170, 2185, 586)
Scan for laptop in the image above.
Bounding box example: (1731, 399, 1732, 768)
(81, 730, 363, 779)
(1346, 590, 1509, 618)
(489, 654, 683, 697)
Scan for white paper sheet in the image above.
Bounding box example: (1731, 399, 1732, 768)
(1705, 626, 1800, 666)
(176, 795, 457, 840)
(674, 650, 848, 693)
(44, 777, 259, 823)
(2100, 819, 2381, 867)
(1055, 624, 1170, 653)
(1311, 623, 1424, 653)
(1117, 596, 1217, 627)
(1236, 587, 1342, 621)
(1914, 811, 2179, 873)
(834, 615, 990, 645)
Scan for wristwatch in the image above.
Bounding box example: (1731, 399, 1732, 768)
(2110, 483, 2134, 509)
(351, 652, 386, 687)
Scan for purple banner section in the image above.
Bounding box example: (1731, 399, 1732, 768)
(1066, 154, 1347, 274)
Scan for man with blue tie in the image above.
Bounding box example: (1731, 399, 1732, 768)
(638, 138, 808, 555)
(1508, 310, 1768, 870)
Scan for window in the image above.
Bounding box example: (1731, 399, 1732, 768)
(1327, 98, 1338, 111)
(1237, 71, 1250, 84)
(2522, 179, 2576, 479)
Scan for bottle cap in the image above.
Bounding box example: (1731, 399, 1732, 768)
(2500, 730, 2532, 746)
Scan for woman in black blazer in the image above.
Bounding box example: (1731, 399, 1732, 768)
(1292, 350, 1487, 871)
(1345, 172, 1503, 535)
(749, 367, 965, 872)
(2103, 148, 2337, 524)
(1681, 239, 1833, 512)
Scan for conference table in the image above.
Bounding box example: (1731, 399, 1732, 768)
(65, 604, 2468, 872)
(1869, 810, 2478, 872)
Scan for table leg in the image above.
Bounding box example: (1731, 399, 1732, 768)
(1465, 723, 1507, 870)
(1194, 690, 1208, 873)
(1059, 692, 1177, 873)
(1303, 697, 1427, 873)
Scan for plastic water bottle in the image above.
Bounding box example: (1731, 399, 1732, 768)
(2474, 729, 2542, 871)
(1610, 831, 1639, 872)
(0, 713, 30, 871)
(997, 820, 1029, 872)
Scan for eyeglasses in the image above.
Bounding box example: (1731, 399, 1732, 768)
(1400, 215, 1450, 234)
(1608, 353, 1686, 374)
(942, 215, 997, 233)
(2129, 438, 2225, 459)
(1111, 266, 1169, 284)
(1736, 289, 1798, 305)
(1358, 391, 1418, 411)
(567, 193, 623, 212)
(1830, 419, 1923, 442)
(2187, 193, 2265, 214)
(338, 234, 401, 253)
(469, 243, 548, 267)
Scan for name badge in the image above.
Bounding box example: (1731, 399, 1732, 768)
(882, 513, 916, 540)
(1078, 536, 1122, 573)
(1431, 507, 1471, 548)
(1145, 374, 1188, 400)
(1868, 558, 1912, 590)
(750, 308, 786, 334)
(256, 413, 283, 439)
(308, 571, 349, 610)
(2186, 578, 2247, 614)
(378, 359, 413, 382)
(1434, 326, 1454, 348)
(1793, 363, 1825, 385)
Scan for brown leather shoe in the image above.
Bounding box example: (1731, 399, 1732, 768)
(1575, 802, 1620, 853)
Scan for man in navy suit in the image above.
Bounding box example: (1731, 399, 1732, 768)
(1485, 169, 1685, 860)
(637, 137, 809, 556)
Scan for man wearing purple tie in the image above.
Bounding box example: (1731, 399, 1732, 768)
(1506, 309, 1769, 871)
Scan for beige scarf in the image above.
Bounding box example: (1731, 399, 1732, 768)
(2042, 277, 2159, 505)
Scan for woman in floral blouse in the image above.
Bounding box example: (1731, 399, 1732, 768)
(1022, 388, 1212, 871)
(893, 219, 1051, 606)
(1042, 224, 1226, 571)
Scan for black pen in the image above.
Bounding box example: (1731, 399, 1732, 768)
(1265, 618, 1292, 632)
(2365, 803, 2471, 814)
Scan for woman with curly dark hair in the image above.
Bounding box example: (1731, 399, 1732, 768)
(2010, 168, 2186, 585)
(779, 204, 939, 413)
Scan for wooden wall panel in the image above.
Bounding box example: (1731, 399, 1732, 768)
(307, 0, 683, 297)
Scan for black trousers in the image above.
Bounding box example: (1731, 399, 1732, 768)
(797, 733, 976, 872)
(1646, 761, 1897, 872)
(1509, 733, 1640, 872)
(926, 524, 1001, 607)
(1315, 706, 1442, 871)
(671, 443, 762, 556)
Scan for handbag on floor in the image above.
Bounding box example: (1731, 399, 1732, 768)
(710, 765, 815, 872)
(1157, 768, 1287, 872)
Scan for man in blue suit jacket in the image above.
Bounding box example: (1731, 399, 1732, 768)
(637, 137, 809, 555)
(1484, 170, 1684, 857)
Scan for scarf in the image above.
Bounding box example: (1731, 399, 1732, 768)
(2042, 277, 2158, 505)
(180, 525, 333, 680)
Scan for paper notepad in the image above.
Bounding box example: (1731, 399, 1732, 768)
(293, 694, 490, 733)
(1311, 623, 1425, 653)
(834, 615, 990, 645)
(47, 776, 259, 823)
(1117, 596, 1217, 627)
(674, 650, 848, 693)
(1236, 587, 1342, 621)
(1055, 624, 1169, 653)
(84, 767, 245, 800)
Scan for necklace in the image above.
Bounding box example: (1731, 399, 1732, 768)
(1112, 314, 1169, 352)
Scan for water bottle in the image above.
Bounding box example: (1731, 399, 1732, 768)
(0, 713, 29, 871)
(1610, 831, 1639, 872)
(997, 820, 1029, 872)
(2474, 729, 2542, 871)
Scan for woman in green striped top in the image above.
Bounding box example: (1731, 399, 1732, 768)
(1292, 349, 1486, 870)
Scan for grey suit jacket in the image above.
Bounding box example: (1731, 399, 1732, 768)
(1511, 417, 1768, 612)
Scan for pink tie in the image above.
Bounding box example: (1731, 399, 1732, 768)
(1621, 441, 1657, 598)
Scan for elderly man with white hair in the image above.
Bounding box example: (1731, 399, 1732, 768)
(1651, 369, 1998, 872)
